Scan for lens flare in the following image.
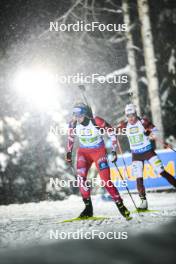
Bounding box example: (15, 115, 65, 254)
(14, 66, 58, 110)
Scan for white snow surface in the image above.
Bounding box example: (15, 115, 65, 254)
(0, 192, 175, 251)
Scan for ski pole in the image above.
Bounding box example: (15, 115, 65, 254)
(112, 161, 139, 214)
(117, 139, 131, 179)
(70, 165, 77, 179)
(66, 162, 77, 179)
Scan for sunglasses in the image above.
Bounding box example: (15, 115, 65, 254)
(126, 114, 136, 118)
(73, 113, 85, 118)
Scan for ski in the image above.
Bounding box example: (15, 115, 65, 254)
(131, 209, 159, 214)
(58, 216, 110, 223)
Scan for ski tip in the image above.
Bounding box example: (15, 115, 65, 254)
(131, 209, 159, 214)
(58, 216, 109, 223)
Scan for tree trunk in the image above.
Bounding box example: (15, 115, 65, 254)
(137, 0, 164, 144)
(122, 0, 141, 115)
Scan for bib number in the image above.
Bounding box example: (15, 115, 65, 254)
(129, 134, 144, 145)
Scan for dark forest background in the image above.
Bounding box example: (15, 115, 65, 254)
(0, 0, 175, 204)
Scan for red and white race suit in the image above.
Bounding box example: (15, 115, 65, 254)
(66, 116, 122, 202)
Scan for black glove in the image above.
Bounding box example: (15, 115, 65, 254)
(65, 152, 72, 164)
(111, 151, 118, 163)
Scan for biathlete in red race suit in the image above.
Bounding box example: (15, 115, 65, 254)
(65, 102, 131, 220)
(117, 104, 176, 210)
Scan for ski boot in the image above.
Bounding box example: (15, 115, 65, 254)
(116, 201, 132, 220)
(137, 197, 148, 212)
(79, 197, 93, 218)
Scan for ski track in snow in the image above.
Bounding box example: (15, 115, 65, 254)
(0, 192, 175, 251)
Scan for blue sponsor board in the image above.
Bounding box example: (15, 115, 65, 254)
(109, 149, 176, 191)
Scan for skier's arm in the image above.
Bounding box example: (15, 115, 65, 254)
(116, 120, 127, 134)
(141, 117, 159, 140)
(66, 120, 75, 163)
(94, 116, 117, 152)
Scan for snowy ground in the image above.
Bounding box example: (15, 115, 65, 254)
(0, 192, 175, 251)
